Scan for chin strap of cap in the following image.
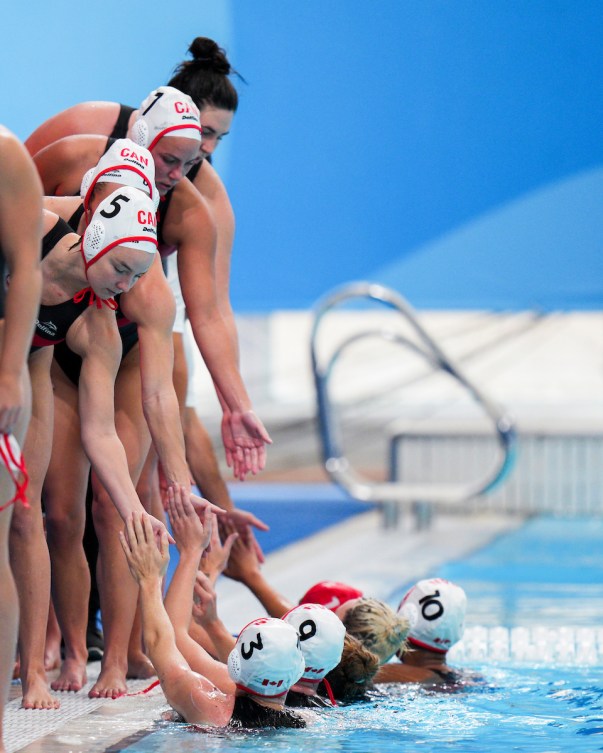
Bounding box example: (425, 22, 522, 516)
(73, 287, 118, 310)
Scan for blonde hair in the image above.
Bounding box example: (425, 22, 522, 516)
(323, 634, 380, 702)
(342, 597, 409, 664)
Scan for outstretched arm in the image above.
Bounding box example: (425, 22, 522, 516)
(0, 127, 43, 434)
(120, 259, 190, 495)
(223, 521, 294, 618)
(119, 513, 234, 725)
(167, 182, 272, 480)
(68, 311, 171, 541)
(164, 485, 234, 689)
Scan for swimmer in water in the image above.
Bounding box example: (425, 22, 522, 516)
(120, 490, 310, 729)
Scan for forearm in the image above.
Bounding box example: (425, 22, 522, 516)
(1, 266, 42, 373)
(188, 314, 252, 415)
(239, 570, 294, 618)
(164, 547, 203, 635)
(202, 616, 236, 664)
(142, 389, 190, 487)
(139, 577, 175, 663)
(81, 429, 144, 520)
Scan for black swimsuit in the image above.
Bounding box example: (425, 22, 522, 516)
(30, 218, 90, 353)
(52, 205, 139, 385)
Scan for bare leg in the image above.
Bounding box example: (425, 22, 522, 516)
(10, 348, 59, 709)
(44, 361, 90, 692)
(44, 601, 61, 672)
(0, 362, 31, 746)
(90, 345, 153, 699)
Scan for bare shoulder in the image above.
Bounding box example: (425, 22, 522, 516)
(167, 668, 234, 727)
(0, 126, 34, 177)
(162, 179, 216, 246)
(119, 256, 175, 328)
(374, 662, 435, 684)
(25, 101, 121, 156)
(192, 160, 228, 204)
(43, 196, 82, 222)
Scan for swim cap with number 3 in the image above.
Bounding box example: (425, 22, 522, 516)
(227, 617, 305, 698)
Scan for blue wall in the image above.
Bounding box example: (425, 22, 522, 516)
(3, 2, 602, 310)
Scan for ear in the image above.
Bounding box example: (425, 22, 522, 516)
(130, 118, 150, 148)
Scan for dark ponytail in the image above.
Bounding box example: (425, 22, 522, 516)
(168, 36, 244, 112)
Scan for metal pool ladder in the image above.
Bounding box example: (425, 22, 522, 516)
(310, 282, 517, 527)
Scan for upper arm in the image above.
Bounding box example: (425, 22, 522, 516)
(162, 666, 234, 726)
(119, 259, 176, 399)
(193, 162, 235, 318)
(163, 184, 219, 324)
(25, 101, 119, 157)
(33, 135, 105, 196)
(66, 310, 121, 432)
(0, 129, 43, 271)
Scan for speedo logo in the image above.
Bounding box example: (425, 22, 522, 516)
(36, 320, 57, 337)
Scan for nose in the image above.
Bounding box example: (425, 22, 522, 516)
(116, 275, 134, 293)
(167, 163, 184, 182)
(201, 136, 217, 156)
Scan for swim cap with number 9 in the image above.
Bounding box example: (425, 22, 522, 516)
(282, 603, 346, 682)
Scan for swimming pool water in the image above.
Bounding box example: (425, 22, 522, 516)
(120, 516, 603, 752)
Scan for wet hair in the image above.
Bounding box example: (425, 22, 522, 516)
(168, 37, 243, 113)
(341, 598, 409, 664)
(230, 695, 306, 729)
(318, 634, 380, 703)
(285, 690, 331, 708)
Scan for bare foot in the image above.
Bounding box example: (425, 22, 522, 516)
(12, 656, 20, 680)
(21, 673, 60, 709)
(51, 658, 87, 692)
(127, 653, 156, 680)
(88, 665, 127, 699)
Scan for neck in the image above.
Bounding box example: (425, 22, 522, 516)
(289, 680, 317, 696)
(240, 692, 285, 711)
(402, 647, 448, 669)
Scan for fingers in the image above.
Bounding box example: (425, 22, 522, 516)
(221, 531, 238, 561)
(159, 529, 170, 560)
(118, 529, 131, 562)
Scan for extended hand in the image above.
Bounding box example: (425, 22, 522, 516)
(119, 512, 170, 583)
(223, 410, 272, 481)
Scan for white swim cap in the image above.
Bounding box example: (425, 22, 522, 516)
(82, 186, 158, 270)
(80, 139, 158, 211)
(282, 603, 346, 683)
(227, 618, 305, 698)
(398, 578, 467, 653)
(129, 86, 202, 151)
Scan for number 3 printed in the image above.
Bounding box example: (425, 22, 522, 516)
(241, 632, 264, 660)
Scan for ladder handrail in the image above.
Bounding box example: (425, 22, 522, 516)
(310, 282, 517, 505)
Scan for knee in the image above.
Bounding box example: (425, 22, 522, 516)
(91, 489, 122, 536)
(9, 502, 42, 541)
(44, 505, 85, 548)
